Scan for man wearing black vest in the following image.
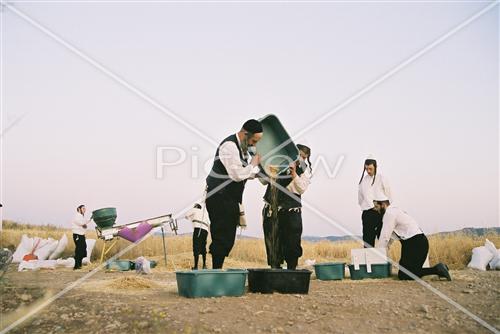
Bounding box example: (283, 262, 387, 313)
(205, 119, 263, 269)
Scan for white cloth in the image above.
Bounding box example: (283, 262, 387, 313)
(378, 206, 423, 249)
(358, 173, 392, 211)
(185, 206, 210, 232)
(71, 213, 89, 235)
(219, 133, 260, 182)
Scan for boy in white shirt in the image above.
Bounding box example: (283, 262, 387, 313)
(358, 156, 392, 247)
(185, 203, 210, 270)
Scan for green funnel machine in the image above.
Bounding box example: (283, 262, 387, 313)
(92, 208, 178, 265)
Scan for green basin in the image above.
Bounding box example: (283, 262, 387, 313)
(92, 208, 117, 229)
(314, 262, 345, 281)
(256, 114, 299, 175)
(176, 269, 248, 298)
(348, 263, 392, 280)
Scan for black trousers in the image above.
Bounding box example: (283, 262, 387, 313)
(192, 228, 208, 257)
(73, 233, 87, 269)
(206, 194, 239, 266)
(362, 209, 383, 247)
(399, 233, 436, 280)
(263, 207, 303, 269)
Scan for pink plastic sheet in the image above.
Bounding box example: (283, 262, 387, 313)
(117, 222, 153, 243)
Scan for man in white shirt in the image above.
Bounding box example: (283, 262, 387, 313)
(71, 204, 90, 270)
(358, 156, 392, 247)
(374, 198, 451, 281)
(205, 119, 263, 269)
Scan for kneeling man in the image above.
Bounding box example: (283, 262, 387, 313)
(374, 197, 451, 281)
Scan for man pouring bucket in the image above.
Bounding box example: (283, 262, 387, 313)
(205, 119, 263, 269)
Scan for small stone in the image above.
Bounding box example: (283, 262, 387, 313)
(60, 314, 70, 321)
(420, 305, 429, 313)
(287, 321, 294, 326)
(19, 294, 32, 302)
(462, 289, 474, 294)
(137, 321, 149, 329)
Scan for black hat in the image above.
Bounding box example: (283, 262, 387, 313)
(242, 119, 263, 134)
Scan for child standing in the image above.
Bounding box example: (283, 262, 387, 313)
(185, 203, 210, 270)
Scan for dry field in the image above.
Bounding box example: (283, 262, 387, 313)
(1, 220, 499, 270)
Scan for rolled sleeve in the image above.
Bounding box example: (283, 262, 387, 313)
(378, 211, 397, 249)
(219, 142, 256, 182)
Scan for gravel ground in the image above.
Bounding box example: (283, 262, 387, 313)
(1, 266, 499, 334)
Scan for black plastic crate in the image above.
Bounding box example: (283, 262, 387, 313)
(247, 268, 312, 294)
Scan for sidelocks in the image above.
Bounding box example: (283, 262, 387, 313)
(92, 208, 178, 265)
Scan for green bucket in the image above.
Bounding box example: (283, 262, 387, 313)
(176, 269, 248, 298)
(92, 208, 117, 229)
(313, 262, 345, 280)
(257, 114, 299, 176)
(348, 263, 392, 280)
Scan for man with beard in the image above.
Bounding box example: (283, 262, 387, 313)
(205, 119, 263, 269)
(374, 197, 451, 281)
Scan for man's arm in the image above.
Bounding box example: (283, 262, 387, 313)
(219, 142, 260, 182)
(378, 211, 397, 249)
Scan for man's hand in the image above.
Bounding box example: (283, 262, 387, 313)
(251, 154, 261, 167)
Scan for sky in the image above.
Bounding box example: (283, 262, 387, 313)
(1, 1, 499, 238)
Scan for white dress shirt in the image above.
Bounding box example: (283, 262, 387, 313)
(287, 169, 312, 195)
(358, 173, 392, 211)
(219, 134, 260, 182)
(378, 206, 423, 249)
(71, 213, 89, 235)
(185, 206, 210, 232)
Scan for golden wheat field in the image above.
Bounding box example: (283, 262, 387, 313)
(2, 220, 498, 270)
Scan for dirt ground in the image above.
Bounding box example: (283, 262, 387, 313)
(1, 266, 499, 334)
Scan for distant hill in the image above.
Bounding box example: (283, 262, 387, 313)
(431, 227, 500, 237)
(302, 227, 499, 243)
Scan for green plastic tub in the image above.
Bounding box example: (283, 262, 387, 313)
(257, 114, 299, 175)
(105, 260, 132, 271)
(176, 269, 248, 298)
(92, 208, 117, 229)
(313, 262, 345, 280)
(348, 263, 392, 280)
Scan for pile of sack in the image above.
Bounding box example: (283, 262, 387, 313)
(12, 234, 96, 271)
(467, 239, 500, 271)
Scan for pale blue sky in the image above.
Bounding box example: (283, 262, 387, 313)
(1, 2, 498, 237)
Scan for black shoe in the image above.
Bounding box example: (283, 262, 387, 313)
(191, 267, 197, 270)
(436, 263, 451, 281)
(202, 265, 207, 270)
